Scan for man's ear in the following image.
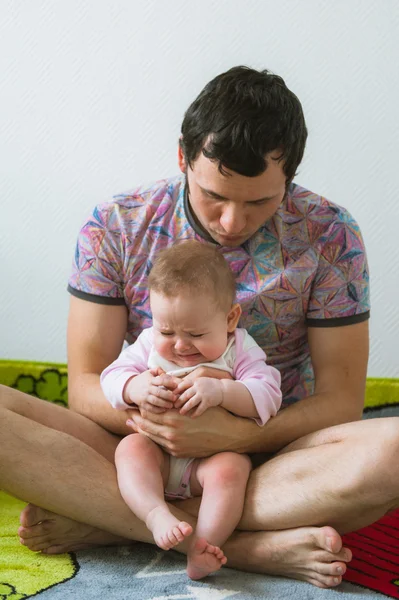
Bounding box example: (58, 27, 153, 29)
(227, 303, 242, 332)
(178, 139, 187, 173)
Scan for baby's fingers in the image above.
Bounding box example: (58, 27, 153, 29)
(151, 384, 176, 403)
(179, 396, 200, 415)
(190, 404, 207, 418)
(148, 390, 175, 409)
(149, 367, 166, 376)
(154, 374, 179, 390)
(175, 386, 196, 408)
(176, 379, 193, 394)
(173, 396, 184, 409)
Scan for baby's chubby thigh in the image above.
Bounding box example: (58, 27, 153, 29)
(115, 432, 171, 487)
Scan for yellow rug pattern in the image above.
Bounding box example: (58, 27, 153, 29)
(0, 492, 77, 599)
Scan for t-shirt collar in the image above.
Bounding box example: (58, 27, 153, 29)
(183, 182, 215, 243)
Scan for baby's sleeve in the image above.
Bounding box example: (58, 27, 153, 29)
(100, 329, 153, 410)
(233, 330, 282, 426)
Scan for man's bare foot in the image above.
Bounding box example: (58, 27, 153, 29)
(225, 526, 352, 589)
(187, 538, 227, 580)
(19, 504, 130, 554)
(145, 506, 193, 550)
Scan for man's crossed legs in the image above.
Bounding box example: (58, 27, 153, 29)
(1, 384, 398, 589)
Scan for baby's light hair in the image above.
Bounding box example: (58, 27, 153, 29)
(148, 240, 236, 311)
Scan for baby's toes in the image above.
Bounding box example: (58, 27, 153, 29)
(172, 526, 184, 544)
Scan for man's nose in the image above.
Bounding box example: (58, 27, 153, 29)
(219, 205, 246, 234)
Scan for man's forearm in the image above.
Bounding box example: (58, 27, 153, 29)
(68, 373, 132, 436)
(128, 385, 364, 458)
(239, 390, 363, 454)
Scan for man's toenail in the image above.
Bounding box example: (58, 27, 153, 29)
(334, 577, 340, 584)
(337, 567, 343, 574)
(326, 537, 333, 551)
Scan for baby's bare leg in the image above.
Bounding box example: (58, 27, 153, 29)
(115, 434, 192, 550)
(186, 452, 251, 580)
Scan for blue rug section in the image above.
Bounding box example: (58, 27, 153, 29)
(35, 544, 387, 600)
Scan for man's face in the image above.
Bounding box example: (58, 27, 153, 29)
(178, 146, 287, 247)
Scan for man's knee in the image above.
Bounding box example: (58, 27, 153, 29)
(373, 418, 399, 469)
(0, 384, 21, 412)
(343, 418, 399, 502)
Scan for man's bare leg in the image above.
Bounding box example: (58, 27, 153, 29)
(219, 417, 399, 588)
(5, 386, 399, 588)
(239, 417, 399, 533)
(0, 385, 195, 553)
(174, 417, 399, 588)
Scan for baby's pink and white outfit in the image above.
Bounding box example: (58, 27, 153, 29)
(101, 327, 282, 500)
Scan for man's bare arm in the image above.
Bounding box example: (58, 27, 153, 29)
(67, 295, 134, 435)
(129, 320, 369, 456)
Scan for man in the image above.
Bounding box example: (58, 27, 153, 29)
(1, 66, 398, 590)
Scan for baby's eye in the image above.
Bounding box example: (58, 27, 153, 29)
(190, 333, 204, 338)
(160, 332, 173, 336)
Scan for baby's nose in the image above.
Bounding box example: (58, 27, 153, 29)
(174, 338, 191, 351)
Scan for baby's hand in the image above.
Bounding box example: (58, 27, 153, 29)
(174, 377, 223, 418)
(124, 369, 180, 413)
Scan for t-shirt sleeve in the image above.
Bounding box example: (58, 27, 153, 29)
(100, 329, 153, 410)
(67, 204, 126, 305)
(232, 330, 282, 426)
(306, 210, 370, 326)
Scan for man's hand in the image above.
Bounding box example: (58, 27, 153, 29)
(174, 377, 224, 417)
(124, 369, 180, 414)
(126, 406, 258, 457)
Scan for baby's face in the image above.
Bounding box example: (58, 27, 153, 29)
(150, 291, 233, 368)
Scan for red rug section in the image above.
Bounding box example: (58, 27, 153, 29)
(342, 509, 399, 598)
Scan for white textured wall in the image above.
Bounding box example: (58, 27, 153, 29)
(1, 1, 398, 376)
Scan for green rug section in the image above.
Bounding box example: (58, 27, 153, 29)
(0, 359, 398, 409)
(0, 492, 77, 599)
(0, 361, 68, 407)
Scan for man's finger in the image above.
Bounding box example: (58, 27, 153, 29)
(127, 421, 166, 446)
(143, 404, 166, 414)
(130, 412, 168, 436)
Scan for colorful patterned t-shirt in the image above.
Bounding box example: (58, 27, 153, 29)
(68, 175, 370, 406)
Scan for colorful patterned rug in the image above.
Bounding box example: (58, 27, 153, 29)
(1, 360, 399, 599)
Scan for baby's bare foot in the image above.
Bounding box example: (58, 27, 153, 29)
(145, 506, 192, 550)
(19, 504, 129, 554)
(187, 538, 227, 580)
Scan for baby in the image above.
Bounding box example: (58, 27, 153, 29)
(100, 240, 282, 580)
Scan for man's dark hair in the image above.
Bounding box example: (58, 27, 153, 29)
(180, 65, 308, 182)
